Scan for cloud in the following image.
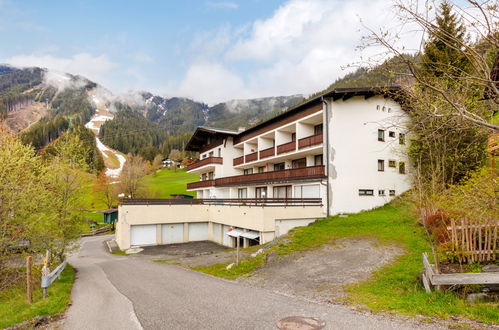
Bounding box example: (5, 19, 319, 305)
(207, 1, 238, 9)
(175, 62, 249, 105)
(3, 52, 118, 87)
(174, 0, 423, 103)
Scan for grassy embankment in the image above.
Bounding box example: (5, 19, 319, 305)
(0, 265, 75, 328)
(192, 200, 499, 324)
(139, 169, 198, 198)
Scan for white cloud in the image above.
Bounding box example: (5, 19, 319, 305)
(3, 52, 118, 87)
(175, 0, 423, 103)
(175, 62, 249, 105)
(207, 1, 239, 9)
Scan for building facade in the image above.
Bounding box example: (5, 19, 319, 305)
(116, 87, 412, 250)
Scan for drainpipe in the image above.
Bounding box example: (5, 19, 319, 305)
(321, 96, 330, 218)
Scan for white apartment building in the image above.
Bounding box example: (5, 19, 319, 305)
(116, 87, 412, 250)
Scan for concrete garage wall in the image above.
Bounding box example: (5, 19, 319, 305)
(116, 204, 325, 250)
(275, 219, 316, 237)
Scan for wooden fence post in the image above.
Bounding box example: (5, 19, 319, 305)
(26, 256, 32, 304)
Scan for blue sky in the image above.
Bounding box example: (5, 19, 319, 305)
(0, 0, 428, 104)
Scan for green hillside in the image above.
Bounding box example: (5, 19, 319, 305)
(140, 169, 198, 198)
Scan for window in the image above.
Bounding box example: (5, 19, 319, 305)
(388, 160, 396, 168)
(258, 166, 265, 173)
(399, 161, 406, 174)
(208, 172, 214, 180)
(359, 189, 374, 196)
(378, 129, 385, 142)
(294, 184, 320, 198)
(292, 158, 307, 169)
(255, 186, 267, 199)
(237, 188, 247, 199)
(389, 190, 396, 196)
(389, 131, 395, 138)
(201, 173, 207, 181)
(399, 133, 406, 145)
(274, 162, 285, 171)
(209, 151, 214, 157)
(273, 185, 292, 199)
(377, 159, 385, 172)
(314, 154, 323, 166)
(376, 105, 380, 110)
(243, 168, 253, 175)
(291, 133, 296, 142)
(314, 124, 323, 135)
(388, 107, 392, 113)
(382, 106, 386, 112)
(218, 148, 221, 157)
(378, 190, 385, 196)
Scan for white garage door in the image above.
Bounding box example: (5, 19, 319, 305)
(188, 222, 209, 241)
(130, 225, 156, 246)
(213, 223, 222, 244)
(162, 223, 184, 244)
(222, 225, 232, 247)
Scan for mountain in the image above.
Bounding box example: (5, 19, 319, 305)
(140, 93, 304, 135)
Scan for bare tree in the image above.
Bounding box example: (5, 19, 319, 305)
(362, 0, 498, 131)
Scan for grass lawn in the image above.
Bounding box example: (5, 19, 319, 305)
(0, 265, 75, 328)
(193, 200, 499, 324)
(139, 169, 198, 198)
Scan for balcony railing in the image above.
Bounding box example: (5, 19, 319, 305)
(259, 146, 275, 159)
(186, 179, 215, 189)
(298, 133, 323, 149)
(276, 141, 296, 155)
(245, 151, 258, 163)
(186, 157, 223, 171)
(233, 156, 244, 166)
(120, 198, 322, 206)
(215, 165, 325, 186)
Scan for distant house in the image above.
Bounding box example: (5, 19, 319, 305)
(97, 208, 118, 224)
(162, 158, 174, 167)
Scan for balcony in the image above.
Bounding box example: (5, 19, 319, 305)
(186, 179, 215, 190)
(245, 151, 258, 163)
(298, 133, 323, 149)
(186, 157, 223, 171)
(276, 141, 296, 155)
(233, 156, 244, 166)
(259, 146, 275, 159)
(215, 165, 325, 186)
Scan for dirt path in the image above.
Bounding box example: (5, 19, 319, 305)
(238, 238, 403, 303)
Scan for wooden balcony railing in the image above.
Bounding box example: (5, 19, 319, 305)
(186, 179, 215, 190)
(215, 165, 325, 186)
(298, 133, 323, 149)
(245, 151, 258, 163)
(276, 141, 296, 155)
(186, 157, 223, 171)
(259, 146, 275, 159)
(233, 156, 244, 166)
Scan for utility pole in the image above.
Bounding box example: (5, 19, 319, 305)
(26, 256, 32, 304)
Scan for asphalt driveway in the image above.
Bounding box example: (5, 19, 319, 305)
(64, 236, 444, 330)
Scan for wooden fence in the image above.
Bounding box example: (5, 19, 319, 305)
(447, 219, 498, 263)
(81, 225, 112, 237)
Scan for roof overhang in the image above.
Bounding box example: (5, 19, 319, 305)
(185, 126, 238, 152)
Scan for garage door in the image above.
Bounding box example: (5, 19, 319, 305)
(130, 225, 156, 246)
(213, 223, 222, 244)
(188, 222, 209, 241)
(222, 225, 232, 247)
(162, 223, 184, 244)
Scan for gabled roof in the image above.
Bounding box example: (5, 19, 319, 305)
(185, 126, 239, 151)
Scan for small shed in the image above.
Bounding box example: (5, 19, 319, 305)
(170, 194, 194, 199)
(97, 208, 118, 224)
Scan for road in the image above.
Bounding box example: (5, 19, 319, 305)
(64, 236, 443, 330)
